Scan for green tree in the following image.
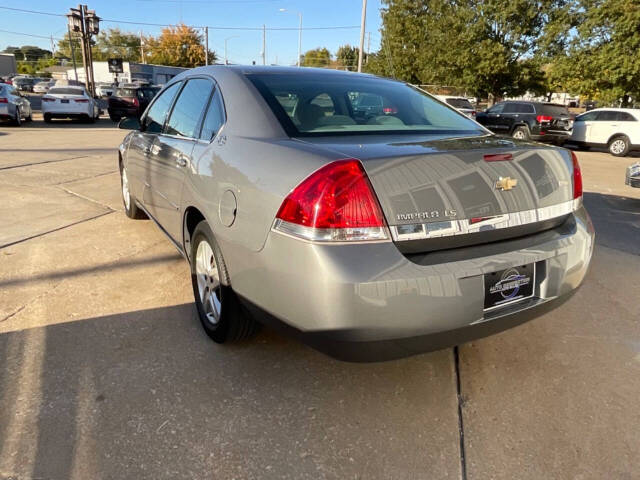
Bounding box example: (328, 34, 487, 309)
(145, 24, 215, 68)
(92, 28, 142, 62)
(301, 47, 331, 67)
(3, 45, 52, 61)
(55, 32, 85, 64)
(336, 44, 358, 70)
(368, 0, 569, 100)
(551, 0, 640, 106)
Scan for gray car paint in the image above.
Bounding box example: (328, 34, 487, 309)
(119, 66, 595, 358)
(0, 83, 32, 123)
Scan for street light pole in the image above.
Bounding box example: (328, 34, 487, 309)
(224, 36, 239, 65)
(67, 23, 79, 82)
(280, 9, 303, 67)
(357, 0, 367, 73)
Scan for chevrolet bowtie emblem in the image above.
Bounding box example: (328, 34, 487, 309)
(495, 177, 518, 191)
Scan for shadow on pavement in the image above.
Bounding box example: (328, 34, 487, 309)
(584, 191, 640, 255)
(0, 304, 457, 479)
(15, 118, 119, 130)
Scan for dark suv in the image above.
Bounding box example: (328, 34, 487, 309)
(107, 85, 159, 122)
(475, 101, 572, 144)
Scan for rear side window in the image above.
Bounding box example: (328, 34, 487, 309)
(617, 112, 637, 121)
(166, 78, 214, 138)
(540, 104, 569, 117)
(138, 87, 159, 100)
(487, 103, 504, 114)
(596, 111, 618, 121)
(576, 111, 598, 122)
(199, 88, 226, 141)
(143, 82, 182, 134)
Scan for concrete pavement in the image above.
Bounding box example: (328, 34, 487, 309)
(1, 120, 639, 479)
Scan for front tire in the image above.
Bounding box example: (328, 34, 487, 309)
(190, 221, 257, 343)
(608, 135, 630, 157)
(120, 163, 147, 219)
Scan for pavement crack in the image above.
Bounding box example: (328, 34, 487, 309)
(58, 184, 117, 211)
(0, 156, 89, 171)
(0, 211, 115, 250)
(454, 346, 468, 480)
(0, 305, 26, 324)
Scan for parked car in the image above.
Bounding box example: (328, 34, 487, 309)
(475, 101, 573, 144)
(0, 82, 33, 125)
(626, 163, 640, 187)
(108, 85, 159, 121)
(117, 66, 594, 361)
(33, 80, 56, 94)
(13, 76, 36, 92)
(41, 86, 100, 123)
(567, 108, 640, 157)
(435, 95, 476, 118)
(96, 82, 116, 98)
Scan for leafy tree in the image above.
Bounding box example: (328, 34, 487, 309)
(3, 45, 51, 61)
(368, 0, 569, 100)
(550, 0, 640, 106)
(92, 28, 142, 62)
(144, 24, 215, 68)
(301, 47, 331, 67)
(336, 44, 358, 70)
(55, 32, 85, 64)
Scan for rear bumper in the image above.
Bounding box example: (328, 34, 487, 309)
(530, 131, 571, 143)
(229, 206, 595, 361)
(108, 107, 139, 117)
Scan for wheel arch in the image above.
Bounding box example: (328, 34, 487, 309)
(183, 206, 206, 261)
(510, 122, 530, 134)
(607, 132, 630, 145)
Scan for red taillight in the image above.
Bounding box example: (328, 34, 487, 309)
(383, 106, 397, 114)
(471, 111, 476, 117)
(274, 159, 388, 242)
(41, 97, 55, 102)
(483, 153, 513, 162)
(0, 98, 7, 103)
(536, 115, 553, 123)
(74, 99, 89, 103)
(571, 151, 582, 199)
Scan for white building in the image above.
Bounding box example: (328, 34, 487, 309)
(0, 53, 17, 77)
(65, 61, 188, 85)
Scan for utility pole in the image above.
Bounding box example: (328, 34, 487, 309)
(67, 5, 100, 96)
(357, 0, 367, 72)
(204, 27, 209, 66)
(262, 25, 266, 65)
(140, 31, 145, 64)
(297, 13, 302, 67)
(50, 35, 56, 56)
(367, 32, 371, 57)
(67, 24, 79, 81)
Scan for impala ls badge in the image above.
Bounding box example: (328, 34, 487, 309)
(495, 177, 518, 191)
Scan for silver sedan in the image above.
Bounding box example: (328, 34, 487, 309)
(0, 82, 32, 126)
(117, 66, 594, 361)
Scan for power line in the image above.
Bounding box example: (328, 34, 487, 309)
(0, 5, 360, 31)
(0, 28, 54, 40)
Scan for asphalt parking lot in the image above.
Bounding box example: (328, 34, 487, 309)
(1, 111, 639, 479)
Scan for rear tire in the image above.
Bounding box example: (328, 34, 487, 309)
(512, 126, 529, 140)
(12, 108, 21, 127)
(44, 113, 52, 123)
(25, 109, 32, 122)
(608, 135, 630, 157)
(190, 220, 258, 343)
(120, 163, 147, 219)
(109, 112, 121, 122)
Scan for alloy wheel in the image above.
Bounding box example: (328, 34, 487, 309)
(195, 240, 222, 325)
(610, 139, 626, 155)
(513, 129, 526, 139)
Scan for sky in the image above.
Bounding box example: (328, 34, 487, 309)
(0, 0, 384, 66)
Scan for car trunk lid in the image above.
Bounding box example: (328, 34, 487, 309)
(297, 134, 576, 253)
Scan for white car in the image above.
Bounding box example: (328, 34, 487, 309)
(569, 108, 640, 157)
(96, 83, 116, 97)
(41, 86, 100, 123)
(33, 80, 55, 94)
(434, 95, 476, 118)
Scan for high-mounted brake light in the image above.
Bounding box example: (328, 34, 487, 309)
(571, 151, 582, 199)
(273, 159, 389, 242)
(484, 153, 513, 162)
(536, 115, 553, 123)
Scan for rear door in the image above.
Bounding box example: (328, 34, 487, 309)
(572, 110, 598, 142)
(590, 110, 619, 144)
(479, 103, 504, 132)
(126, 82, 182, 208)
(151, 77, 214, 241)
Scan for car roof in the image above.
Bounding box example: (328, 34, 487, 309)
(584, 107, 640, 113)
(501, 100, 566, 107)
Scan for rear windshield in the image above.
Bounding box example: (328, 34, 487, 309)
(445, 98, 473, 109)
(116, 88, 137, 97)
(539, 104, 569, 117)
(49, 87, 85, 95)
(139, 87, 159, 100)
(247, 73, 484, 137)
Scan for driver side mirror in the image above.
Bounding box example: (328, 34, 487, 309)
(118, 117, 141, 130)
